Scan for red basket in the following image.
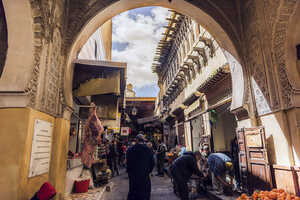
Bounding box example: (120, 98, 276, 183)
(74, 179, 90, 193)
(36, 182, 56, 200)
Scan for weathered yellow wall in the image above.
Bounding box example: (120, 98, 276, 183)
(0, 108, 55, 199)
(0, 108, 70, 200)
(101, 19, 112, 60)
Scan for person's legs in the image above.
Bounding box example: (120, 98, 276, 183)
(107, 157, 114, 176)
(212, 173, 223, 193)
(128, 175, 151, 200)
(176, 180, 189, 200)
(145, 176, 151, 200)
(171, 169, 188, 200)
(156, 156, 161, 175)
(114, 157, 119, 175)
(157, 157, 164, 176)
(127, 175, 135, 200)
(112, 157, 117, 177)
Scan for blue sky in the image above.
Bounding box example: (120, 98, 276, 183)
(111, 7, 170, 97)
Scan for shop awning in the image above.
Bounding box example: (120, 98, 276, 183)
(72, 59, 126, 97)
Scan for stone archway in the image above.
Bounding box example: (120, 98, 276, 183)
(63, 0, 246, 112)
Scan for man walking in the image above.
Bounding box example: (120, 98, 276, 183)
(156, 140, 167, 176)
(170, 151, 204, 200)
(126, 134, 155, 200)
(108, 140, 120, 177)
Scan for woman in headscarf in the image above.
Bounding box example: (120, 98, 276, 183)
(81, 103, 104, 168)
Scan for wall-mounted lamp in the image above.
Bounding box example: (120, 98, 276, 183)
(297, 44, 300, 60)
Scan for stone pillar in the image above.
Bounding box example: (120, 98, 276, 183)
(49, 118, 70, 200)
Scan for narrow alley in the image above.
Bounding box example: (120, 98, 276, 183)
(101, 169, 209, 200)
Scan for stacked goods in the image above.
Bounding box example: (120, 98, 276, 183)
(238, 189, 300, 200)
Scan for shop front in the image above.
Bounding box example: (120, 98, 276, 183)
(65, 59, 126, 195)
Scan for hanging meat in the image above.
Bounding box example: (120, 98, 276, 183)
(81, 104, 104, 168)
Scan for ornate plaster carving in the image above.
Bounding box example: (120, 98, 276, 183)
(26, 0, 65, 116)
(272, 0, 298, 109)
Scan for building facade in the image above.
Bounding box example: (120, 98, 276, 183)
(153, 10, 300, 194)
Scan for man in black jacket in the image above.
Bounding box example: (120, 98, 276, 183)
(126, 134, 155, 200)
(108, 140, 120, 176)
(170, 151, 204, 200)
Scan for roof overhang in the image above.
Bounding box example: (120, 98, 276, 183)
(72, 59, 127, 105)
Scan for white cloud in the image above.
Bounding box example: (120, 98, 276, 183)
(112, 7, 170, 88)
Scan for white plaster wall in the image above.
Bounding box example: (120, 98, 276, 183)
(286, 108, 300, 166)
(261, 113, 293, 166)
(222, 49, 244, 110)
(78, 28, 106, 60)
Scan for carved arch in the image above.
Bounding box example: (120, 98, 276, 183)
(273, 0, 300, 108)
(64, 0, 243, 108)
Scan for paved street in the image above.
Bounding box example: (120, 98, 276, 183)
(101, 169, 209, 200)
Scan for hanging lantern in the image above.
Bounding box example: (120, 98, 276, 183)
(132, 107, 138, 116)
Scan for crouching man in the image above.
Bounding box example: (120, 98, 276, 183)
(170, 151, 204, 200)
(207, 153, 234, 195)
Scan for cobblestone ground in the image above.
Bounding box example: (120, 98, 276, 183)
(101, 169, 210, 200)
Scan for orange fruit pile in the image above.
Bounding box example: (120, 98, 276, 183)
(237, 189, 300, 200)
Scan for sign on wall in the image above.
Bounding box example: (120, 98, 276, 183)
(120, 127, 130, 136)
(28, 119, 53, 177)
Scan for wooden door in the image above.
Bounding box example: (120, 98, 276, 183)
(236, 128, 249, 192)
(236, 127, 272, 193)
